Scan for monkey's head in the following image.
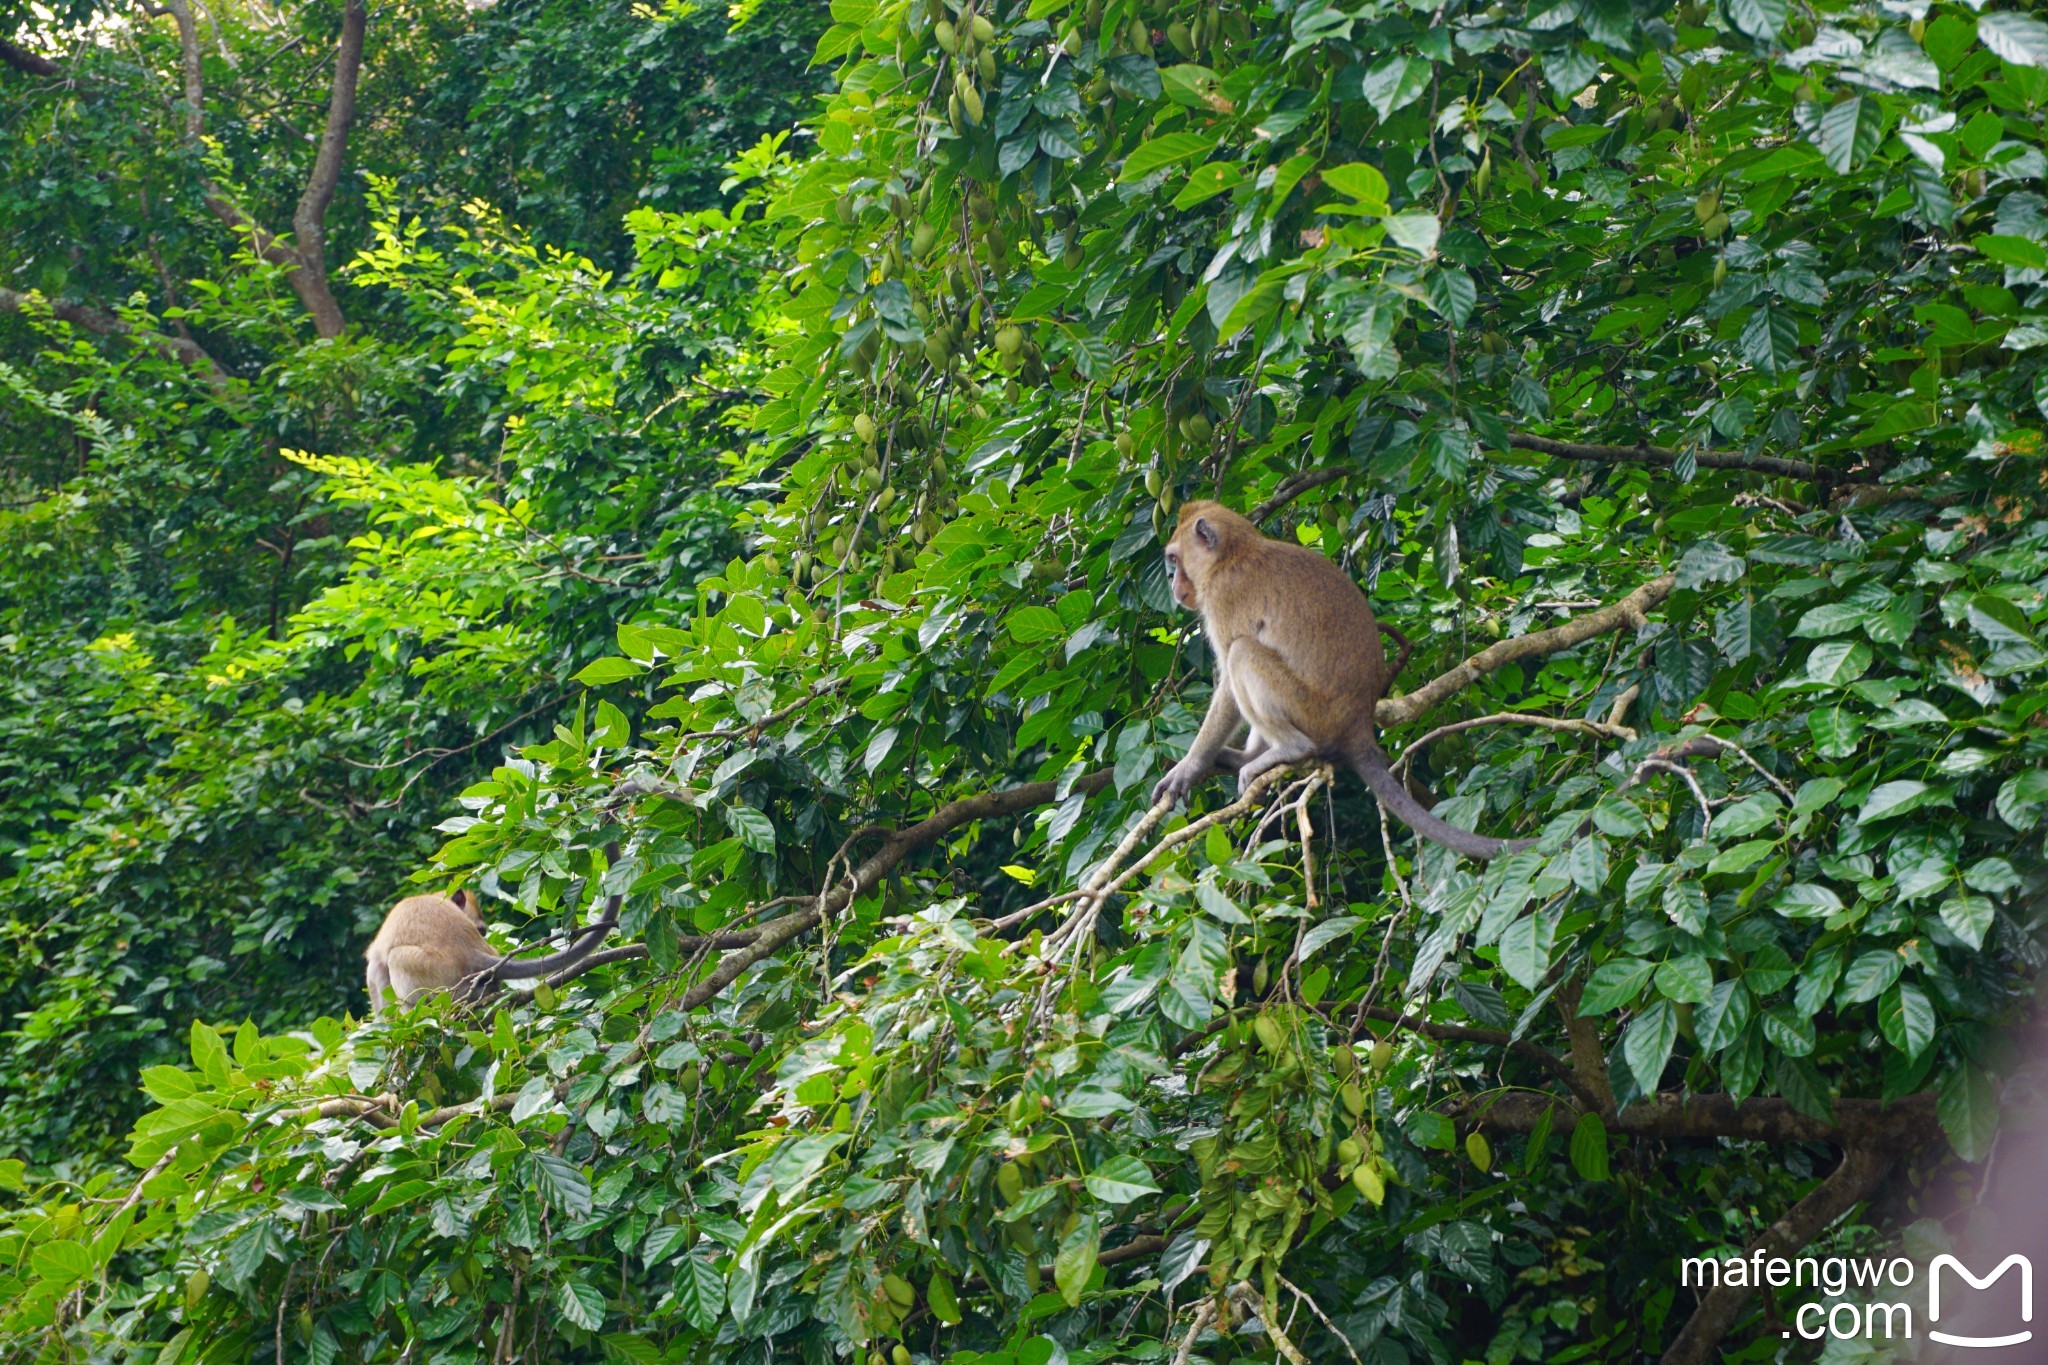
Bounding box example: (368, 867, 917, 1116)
(448, 889, 485, 928)
(1164, 499, 1247, 610)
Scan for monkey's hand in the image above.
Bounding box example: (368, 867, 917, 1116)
(1151, 758, 1209, 808)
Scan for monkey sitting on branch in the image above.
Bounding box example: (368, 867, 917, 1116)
(365, 874, 621, 1016)
(1151, 500, 1529, 861)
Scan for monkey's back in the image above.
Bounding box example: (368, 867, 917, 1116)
(1224, 538, 1389, 722)
(367, 895, 501, 1007)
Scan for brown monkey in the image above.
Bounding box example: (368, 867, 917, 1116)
(1151, 500, 1525, 860)
(365, 876, 621, 1015)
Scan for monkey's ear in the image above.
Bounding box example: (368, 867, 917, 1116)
(450, 889, 480, 915)
(1193, 516, 1217, 549)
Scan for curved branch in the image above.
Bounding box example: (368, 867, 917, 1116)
(1377, 575, 1674, 729)
(0, 35, 60, 78)
(512, 768, 1120, 1004)
(1349, 1006, 1598, 1112)
(0, 287, 231, 386)
(1661, 1145, 1898, 1365)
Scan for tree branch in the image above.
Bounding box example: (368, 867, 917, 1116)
(0, 35, 60, 78)
(1660, 1145, 1898, 1365)
(1506, 433, 1831, 484)
(155, 0, 360, 337)
(0, 286, 231, 386)
(286, 0, 363, 338)
(1350, 1006, 1598, 1112)
(1377, 575, 1674, 729)
(1453, 1089, 1936, 1148)
(1554, 979, 1615, 1116)
(508, 768, 1120, 1005)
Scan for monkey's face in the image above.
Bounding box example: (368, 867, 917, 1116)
(1163, 507, 1222, 610)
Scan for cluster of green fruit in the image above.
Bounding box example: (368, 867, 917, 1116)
(1052, 0, 1247, 74)
(1184, 1008, 1401, 1310)
(931, 6, 999, 131)
(862, 1267, 962, 1358)
(792, 409, 964, 583)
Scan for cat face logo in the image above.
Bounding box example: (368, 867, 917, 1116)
(1928, 1254, 2033, 1349)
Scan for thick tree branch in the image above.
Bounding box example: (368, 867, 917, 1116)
(506, 768, 1120, 1005)
(1377, 575, 1674, 729)
(0, 35, 60, 78)
(156, 0, 360, 338)
(1554, 979, 1615, 1116)
(1660, 1145, 1898, 1365)
(285, 0, 363, 338)
(1350, 1006, 1599, 1112)
(0, 286, 230, 386)
(1506, 433, 1830, 483)
(1453, 1089, 1936, 1148)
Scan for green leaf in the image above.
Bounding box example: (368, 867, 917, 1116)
(1739, 304, 1802, 373)
(1007, 606, 1065, 643)
(1996, 771, 2048, 829)
(1084, 1155, 1160, 1204)
(1968, 593, 2037, 646)
(1384, 212, 1440, 257)
(1859, 780, 1931, 822)
(1570, 1112, 1610, 1182)
(603, 1335, 664, 1365)
(1654, 955, 1713, 1005)
(1320, 161, 1390, 208)
(1814, 95, 1883, 174)
(574, 657, 645, 686)
(1939, 1067, 1999, 1161)
(1580, 957, 1654, 1014)
(31, 1239, 93, 1285)
(723, 803, 776, 853)
(1725, 0, 1786, 39)
(557, 1280, 606, 1332)
(1978, 10, 2048, 68)
(1941, 894, 1995, 950)
(1121, 133, 1214, 182)
(1878, 982, 1936, 1059)
(1836, 950, 1905, 1005)
(1791, 603, 1867, 638)
(1622, 999, 1678, 1094)
(1360, 55, 1431, 121)
(1772, 1053, 1832, 1122)
(1054, 1216, 1100, 1306)
(676, 1255, 725, 1332)
(1976, 234, 2048, 270)
(1498, 913, 1548, 990)
(1805, 639, 1873, 685)
(1694, 979, 1753, 1053)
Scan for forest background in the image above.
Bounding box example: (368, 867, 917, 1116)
(1, 0, 2046, 1360)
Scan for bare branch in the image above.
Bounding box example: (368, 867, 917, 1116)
(1351, 1005, 1596, 1110)
(1378, 575, 1675, 729)
(1453, 1089, 1936, 1148)
(151, 0, 360, 336)
(0, 35, 61, 78)
(1506, 432, 1830, 483)
(286, 0, 364, 338)
(1661, 1146, 1898, 1365)
(517, 768, 1120, 1003)
(1393, 710, 1637, 776)
(0, 286, 231, 386)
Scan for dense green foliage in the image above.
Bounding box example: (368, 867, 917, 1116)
(2, 0, 2047, 1360)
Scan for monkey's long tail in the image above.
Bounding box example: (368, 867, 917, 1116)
(490, 841, 624, 984)
(1348, 742, 1534, 861)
